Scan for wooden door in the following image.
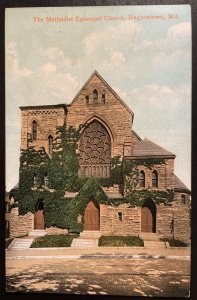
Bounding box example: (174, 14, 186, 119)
(34, 210, 44, 229)
(84, 201, 99, 230)
(141, 207, 153, 232)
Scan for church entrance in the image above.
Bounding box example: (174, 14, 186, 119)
(84, 200, 100, 230)
(34, 199, 44, 229)
(141, 199, 156, 233)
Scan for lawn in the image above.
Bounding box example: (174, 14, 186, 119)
(31, 234, 79, 248)
(98, 235, 144, 247)
(160, 238, 188, 247)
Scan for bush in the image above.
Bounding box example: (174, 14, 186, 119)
(161, 238, 188, 247)
(31, 234, 78, 248)
(99, 236, 144, 247)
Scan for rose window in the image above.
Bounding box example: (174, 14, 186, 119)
(79, 120, 111, 165)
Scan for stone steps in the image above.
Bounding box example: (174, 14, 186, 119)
(144, 241, 166, 248)
(8, 238, 34, 250)
(139, 233, 164, 241)
(28, 230, 47, 237)
(139, 233, 166, 248)
(71, 238, 98, 248)
(80, 231, 101, 238)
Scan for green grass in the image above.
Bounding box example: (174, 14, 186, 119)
(161, 238, 188, 247)
(31, 234, 79, 248)
(5, 238, 14, 249)
(98, 236, 144, 247)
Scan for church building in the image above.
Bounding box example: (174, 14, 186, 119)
(10, 71, 191, 243)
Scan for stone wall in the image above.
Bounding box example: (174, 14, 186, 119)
(67, 73, 136, 158)
(100, 192, 191, 244)
(9, 207, 34, 238)
(46, 227, 68, 235)
(20, 106, 66, 153)
(135, 158, 174, 190)
(100, 203, 141, 236)
(156, 192, 191, 243)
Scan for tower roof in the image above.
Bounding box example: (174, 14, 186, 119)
(129, 138, 176, 158)
(174, 174, 190, 193)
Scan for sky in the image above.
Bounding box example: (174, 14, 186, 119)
(5, 5, 191, 191)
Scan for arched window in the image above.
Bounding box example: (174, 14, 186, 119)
(33, 174, 38, 186)
(139, 171, 145, 187)
(32, 120, 37, 140)
(102, 94, 106, 104)
(44, 174, 49, 187)
(48, 135, 53, 155)
(93, 89, 98, 104)
(152, 170, 158, 187)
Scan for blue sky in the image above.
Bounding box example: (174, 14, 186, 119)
(5, 5, 191, 191)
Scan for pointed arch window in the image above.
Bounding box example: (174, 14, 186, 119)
(44, 173, 49, 187)
(48, 135, 53, 155)
(93, 89, 98, 104)
(102, 94, 106, 104)
(32, 120, 37, 140)
(152, 170, 158, 187)
(139, 170, 145, 187)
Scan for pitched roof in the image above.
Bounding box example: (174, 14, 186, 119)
(70, 70, 134, 116)
(129, 138, 175, 158)
(174, 174, 190, 193)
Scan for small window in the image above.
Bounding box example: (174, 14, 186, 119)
(33, 174, 38, 186)
(93, 89, 98, 104)
(85, 95, 89, 104)
(152, 170, 158, 187)
(48, 135, 53, 155)
(139, 171, 145, 187)
(118, 212, 122, 221)
(44, 174, 49, 187)
(32, 120, 37, 140)
(102, 94, 106, 104)
(181, 194, 186, 204)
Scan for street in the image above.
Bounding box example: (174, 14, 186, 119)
(6, 257, 190, 297)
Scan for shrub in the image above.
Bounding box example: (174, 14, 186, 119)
(161, 238, 188, 247)
(31, 234, 78, 248)
(99, 236, 144, 247)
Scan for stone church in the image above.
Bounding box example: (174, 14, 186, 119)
(10, 71, 191, 243)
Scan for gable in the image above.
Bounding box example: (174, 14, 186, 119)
(70, 70, 133, 116)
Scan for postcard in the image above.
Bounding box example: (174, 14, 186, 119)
(5, 5, 191, 297)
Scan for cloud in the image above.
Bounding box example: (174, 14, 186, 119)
(110, 51, 125, 66)
(112, 86, 127, 100)
(167, 22, 191, 37)
(6, 42, 33, 77)
(41, 62, 57, 74)
(130, 83, 190, 110)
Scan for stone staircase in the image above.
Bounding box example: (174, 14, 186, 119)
(71, 238, 98, 249)
(8, 238, 34, 250)
(28, 230, 47, 237)
(79, 230, 101, 238)
(71, 231, 101, 248)
(139, 233, 167, 248)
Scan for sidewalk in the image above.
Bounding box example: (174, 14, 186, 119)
(6, 246, 190, 260)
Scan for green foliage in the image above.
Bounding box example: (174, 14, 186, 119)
(67, 177, 110, 231)
(17, 121, 175, 231)
(31, 234, 78, 248)
(98, 236, 144, 247)
(161, 238, 188, 247)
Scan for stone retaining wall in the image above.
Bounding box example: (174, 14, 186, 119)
(46, 227, 68, 235)
(9, 207, 34, 238)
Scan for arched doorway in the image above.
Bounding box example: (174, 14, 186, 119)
(34, 199, 44, 229)
(141, 199, 156, 233)
(84, 200, 100, 230)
